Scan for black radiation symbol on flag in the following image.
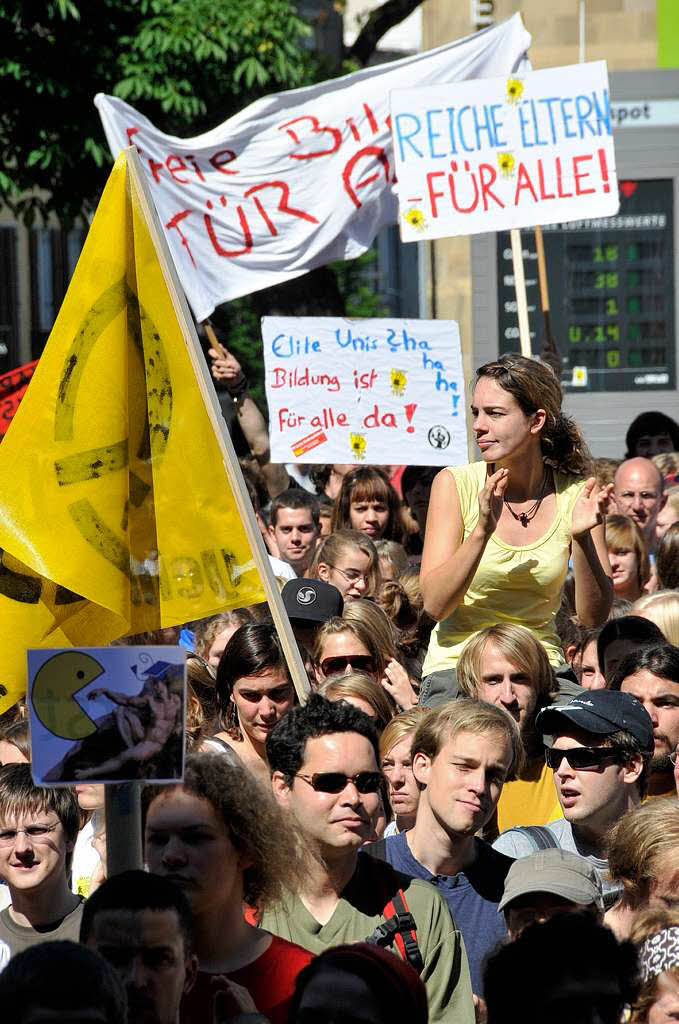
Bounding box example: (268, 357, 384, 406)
(52, 278, 173, 606)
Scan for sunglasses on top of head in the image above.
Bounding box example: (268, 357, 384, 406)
(544, 746, 623, 771)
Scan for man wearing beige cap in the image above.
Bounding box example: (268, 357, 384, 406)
(498, 848, 604, 941)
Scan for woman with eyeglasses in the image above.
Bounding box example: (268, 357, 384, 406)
(344, 600, 419, 712)
(212, 623, 296, 782)
(308, 529, 381, 602)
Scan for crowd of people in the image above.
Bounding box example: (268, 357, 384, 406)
(1, 352, 679, 1023)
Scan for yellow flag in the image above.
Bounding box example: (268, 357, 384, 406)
(0, 153, 265, 713)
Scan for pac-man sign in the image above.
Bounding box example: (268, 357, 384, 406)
(31, 651, 104, 740)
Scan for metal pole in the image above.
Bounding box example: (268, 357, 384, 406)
(510, 228, 531, 357)
(105, 783, 143, 875)
(579, 0, 586, 64)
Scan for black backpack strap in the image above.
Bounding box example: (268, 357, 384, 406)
(511, 825, 559, 851)
(365, 887, 424, 973)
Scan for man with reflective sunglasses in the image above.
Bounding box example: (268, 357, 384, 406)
(0, 764, 83, 962)
(494, 690, 653, 906)
(264, 694, 475, 1024)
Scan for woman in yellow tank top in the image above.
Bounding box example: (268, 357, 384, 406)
(421, 355, 614, 689)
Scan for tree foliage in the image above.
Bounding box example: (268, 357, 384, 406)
(4, 0, 410, 401)
(1, 0, 314, 223)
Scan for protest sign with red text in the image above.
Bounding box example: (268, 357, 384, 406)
(95, 15, 529, 320)
(392, 61, 619, 242)
(262, 317, 466, 467)
(0, 360, 38, 439)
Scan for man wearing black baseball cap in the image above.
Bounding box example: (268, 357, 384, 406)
(282, 579, 344, 655)
(494, 690, 653, 906)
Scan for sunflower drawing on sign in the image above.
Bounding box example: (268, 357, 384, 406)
(391, 369, 407, 396)
(498, 153, 515, 178)
(506, 78, 524, 104)
(350, 433, 367, 460)
(403, 208, 426, 232)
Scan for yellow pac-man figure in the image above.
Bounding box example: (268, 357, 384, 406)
(32, 651, 105, 740)
(350, 433, 367, 460)
(391, 369, 407, 396)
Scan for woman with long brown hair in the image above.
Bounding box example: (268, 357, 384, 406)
(331, 466, 405, 543)
(420, 354, 613, 701)
(212, 623, 296, 782)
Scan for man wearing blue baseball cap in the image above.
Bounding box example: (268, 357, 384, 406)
(494, 690, 654, 907)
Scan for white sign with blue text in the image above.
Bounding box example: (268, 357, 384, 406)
(262, 317, 467, 466)
(391, 61, 619, 242)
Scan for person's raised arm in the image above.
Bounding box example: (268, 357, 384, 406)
(209, 346, 289, 498)
(420, 466, 508, 622)
(571, 478, 614, 626)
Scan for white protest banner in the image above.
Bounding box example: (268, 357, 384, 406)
(262, 317, 466, 467)
(392, 61, 619, 242)
(94, 15, 530, 321)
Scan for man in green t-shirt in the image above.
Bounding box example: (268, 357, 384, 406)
(264, 694, 475, 1024)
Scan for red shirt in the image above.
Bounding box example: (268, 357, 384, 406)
(180, 934, 313, 1024)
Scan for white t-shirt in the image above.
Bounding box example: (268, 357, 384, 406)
(71, 815, 102, 898)
(269, 555, 297, 581)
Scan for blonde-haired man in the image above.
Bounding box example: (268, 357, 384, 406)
(365, 700, 522, 997)
(457, 623, 565, 832)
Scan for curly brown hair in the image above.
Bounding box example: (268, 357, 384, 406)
(143, 754, 307, 910)
(476, 354, 591, 477)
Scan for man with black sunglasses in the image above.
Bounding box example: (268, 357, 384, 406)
(493, 690, 653, 907)
(264, 694, 475, 1024)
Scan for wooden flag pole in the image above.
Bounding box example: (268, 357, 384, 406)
(204, 320, 227, 359)
(534, 225, 561, 376)
(510, 228, 532, 357)
(125, 147, 310, 706)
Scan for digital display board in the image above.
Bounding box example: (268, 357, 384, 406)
(496, 179, 675, 391)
